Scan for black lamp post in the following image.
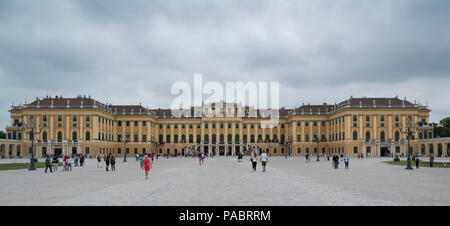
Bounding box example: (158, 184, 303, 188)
(25, 118, 44, 171)
(399, 118, 418, 170)
(123, 137, 129, 162)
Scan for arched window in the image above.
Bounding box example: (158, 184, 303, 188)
(243, 134, 248, 143)
(227, 134, 232, 143)
(85, 131, 91, 141)
(265, 134, 270, 143)
(174, 134, 178, 143)
(219, 134, 224, 143)
(72, 131, 77, 141)
(250, 134, 255, 143)
(235, 134, 239, 143)
(42, 131, 48, 141)
(419, 132, 423, 139)
(189, 134, 193, 143)
(380, 131, 385, 142)
(395, 131, 400, 141)
(273, 134, 278, 142)
(166, 134, 171, 143)
(181, 134, 186, 143)
(57, 131, 63, 142)
(281, 134, 285, 144)
(204, 134, 209, 143)
(159, 134, 163, 143)
(365, 131, 371, 141)
(258, 134, 262, 142)
(212, 134, 217, 143)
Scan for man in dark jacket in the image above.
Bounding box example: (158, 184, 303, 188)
(45, 155, 52, 173)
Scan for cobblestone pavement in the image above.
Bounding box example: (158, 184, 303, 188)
(0, 156, 449, 206)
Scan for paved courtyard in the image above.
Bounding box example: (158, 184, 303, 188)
(0, 156, 449, 206)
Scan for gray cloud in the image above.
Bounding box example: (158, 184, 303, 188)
(1, 0, 450, 129)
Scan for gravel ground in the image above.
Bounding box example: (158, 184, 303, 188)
(0, 156, 449, 206)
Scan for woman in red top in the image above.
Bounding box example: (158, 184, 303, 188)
(143, 155, 152, 180)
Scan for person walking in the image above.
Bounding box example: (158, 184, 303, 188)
(80, 155, 85, 167)
(260, 151, 268, 172)
(139, 155, 144, 170)
(97, 155, 102, 168)
(415, 156, 420, 169)
(333, 155, 339, 169)
(110, 155, 116, 171)
(429, 154, 434, 167)
(143, 155, 152, 180)
(150, 153, 154, 163)
(136, 154, 139, 162)
(52, 155, 59, 171)
(105, 154, 110, 171)
(45, 155, 52, 173)
(344, 155, 349, 169)
(198, 151, 203, 165)
(74, 155, 79, 167)
(251, 151, 258, 172)
(67, 156, 73, 171)
(63, 156, 68, 172)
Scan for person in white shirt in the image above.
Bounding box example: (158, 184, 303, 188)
(68, 157, 73, 171)
(260, 151, 268, 172)
(251, 151, 258, 172)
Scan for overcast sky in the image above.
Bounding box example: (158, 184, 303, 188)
(1, 0, 449, 129)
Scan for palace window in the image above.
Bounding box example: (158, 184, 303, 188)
(353, 146, 358, 153)
(365, 131, 371, 141)
(395, 131, 400, 141)
(42, 131, 48, 141)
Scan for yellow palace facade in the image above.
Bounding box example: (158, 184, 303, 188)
(1, 95, 438, 158)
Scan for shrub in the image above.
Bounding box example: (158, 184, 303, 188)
(393, 157, 400, 162)
(33, 158, 38, 163)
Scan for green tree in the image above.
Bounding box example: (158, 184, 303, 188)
(0, 130, 5, 139)
(438, 117, 450, 137)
